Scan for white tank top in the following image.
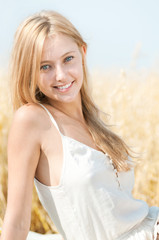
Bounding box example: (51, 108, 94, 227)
(34, 104, 158, 240)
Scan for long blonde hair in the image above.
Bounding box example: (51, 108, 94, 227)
(10, 10, 133, 171)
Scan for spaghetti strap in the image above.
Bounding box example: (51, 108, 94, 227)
(39, 103, 60, 132)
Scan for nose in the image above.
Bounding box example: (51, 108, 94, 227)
(55, 64, 66, 82)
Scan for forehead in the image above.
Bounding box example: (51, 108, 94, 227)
(41, 33, 79, 60)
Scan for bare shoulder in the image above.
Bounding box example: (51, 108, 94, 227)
(13, 103, 42, 126)
(8, 103, 46, 146)
(10, 102, 59, 142)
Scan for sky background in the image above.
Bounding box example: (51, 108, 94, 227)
(0, 0, 159, 72)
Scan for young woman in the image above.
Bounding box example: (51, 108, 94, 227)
(1, 10, 159, 240)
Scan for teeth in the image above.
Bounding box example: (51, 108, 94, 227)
(57, 82, 72, 90)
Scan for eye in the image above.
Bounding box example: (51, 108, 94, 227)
(64, 56, 74, 63)
(40, 65, 51, 71)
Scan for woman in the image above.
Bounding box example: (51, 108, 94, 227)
(1, 10, 159, 240)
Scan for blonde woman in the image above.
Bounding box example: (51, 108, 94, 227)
(1, 10, 159, 240)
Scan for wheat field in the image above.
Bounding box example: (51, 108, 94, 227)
(0, 68, 159, 234)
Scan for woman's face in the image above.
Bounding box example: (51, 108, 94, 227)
(38, 33, 85, 105)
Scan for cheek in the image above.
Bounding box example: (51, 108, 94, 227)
(69, 62, 83, 81)
(39, 72, 54, 85)
(38, 76, 45, 90)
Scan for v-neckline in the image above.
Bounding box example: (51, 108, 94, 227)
(61, 133, 106, 156)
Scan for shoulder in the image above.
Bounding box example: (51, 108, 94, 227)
(9, 103, 47, 139)
(12, 103, 47, 129)
(10, 103, 60, 141)
(13, 103, 41, 122)
(8, 104, 43, 155)
(11, 103, 59, 135)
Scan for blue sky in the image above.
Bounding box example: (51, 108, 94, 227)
(1, 0, 159, 72)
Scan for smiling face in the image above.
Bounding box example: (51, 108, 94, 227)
(37, 33, 85, 106)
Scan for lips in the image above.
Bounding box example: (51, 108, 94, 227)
(54, 81, 74, 90)
(53, 81, 74, 92)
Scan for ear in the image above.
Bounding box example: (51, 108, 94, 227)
(81, 45, 87, 56)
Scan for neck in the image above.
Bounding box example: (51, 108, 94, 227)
(48, 94, 85, 123)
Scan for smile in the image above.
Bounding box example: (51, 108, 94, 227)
(54, 81, 74, 92)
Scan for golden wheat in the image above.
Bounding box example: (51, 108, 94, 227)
(0, 69, 159, 233)
(91, 69, 159, 206)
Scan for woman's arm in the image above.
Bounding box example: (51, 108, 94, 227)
(1, 105, 41, 240)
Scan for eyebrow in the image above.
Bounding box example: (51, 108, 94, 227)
(40, 51, 76, 64)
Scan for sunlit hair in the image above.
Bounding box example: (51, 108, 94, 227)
(10, 10, 133, 171)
